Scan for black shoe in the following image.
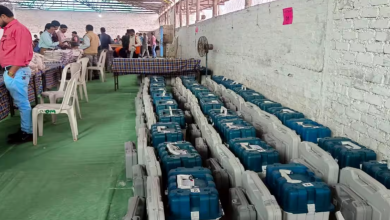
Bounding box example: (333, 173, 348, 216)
(7, 132, 33, 144)
(8, 129, 22, 139)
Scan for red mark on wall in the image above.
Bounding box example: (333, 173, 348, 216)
(283, 7, 293, 25)
(195, 27, 199, 33)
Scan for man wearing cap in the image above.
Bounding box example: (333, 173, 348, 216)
(0, 6, 34, 143)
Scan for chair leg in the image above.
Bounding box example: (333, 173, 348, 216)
(75, 93, 82, 120)
(83, 82, 89, 102)
(73, 109, 79, 136)
(38, 113, 44, 136)
(32, 110, 38, 145)
(78, 85, 84, 100)
(89, 70, 93, 81)
(100, 68, 104, 82)
(49, 95, 57, 124)
(67, 111, 78, 141)
(40, 96, 45, 104)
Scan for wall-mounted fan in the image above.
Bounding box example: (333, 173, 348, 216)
(197, 36, 213, 76)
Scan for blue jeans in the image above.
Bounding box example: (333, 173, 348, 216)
(152, 45, 156, 58)
(4, 67, 32, 134)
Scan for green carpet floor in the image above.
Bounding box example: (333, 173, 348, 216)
(0, 74, 137, 220)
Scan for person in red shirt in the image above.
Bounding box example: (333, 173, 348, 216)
(0, 6, 34, 143)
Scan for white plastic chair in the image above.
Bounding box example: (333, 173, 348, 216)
(40, 63, 82, 123)
(66, 57, 89, 102)
(87, 49, 107, 82)
(32, 71, 80, 145)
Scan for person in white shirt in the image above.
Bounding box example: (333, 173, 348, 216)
(128, 29, 141, 58)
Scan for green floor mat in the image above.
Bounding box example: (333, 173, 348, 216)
(0, 74, 137, 220)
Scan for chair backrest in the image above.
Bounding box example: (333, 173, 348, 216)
(76, 53, 83, 61)
(59, 77, 77, 111)
(59, 63, 81, 111)
(59, 64, 72, 92)
(77, 57, 89, 83)
(69, 63, 82, 79)
(97, 49, 108, 68)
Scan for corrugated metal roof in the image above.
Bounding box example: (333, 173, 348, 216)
(4, 0, 166, 13)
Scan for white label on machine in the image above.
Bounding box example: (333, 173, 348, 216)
(307, 204, 315, 214)
(281, 109, 295, 113)
(240, 143, 266, 152)
(279, 170, 302, 183)
(191, 211, 200, 220)
(177, 175, 195, 189)
(169, 107, 173, 116)
(167, 143, 187, 155)
(252, 93, 260, 96)
(162, 91, 166, 96)
(341, 141, 361, 150)
(302, 183, 314, 187)
(207, 94, 215, 96)
(166, 101, 174, 104)
(262, 165, 267, 173)
(220, 107, 228, 116)
(157, 126, 166, 132)
(250, 145, 266, 152)
(297, 122, 320, 128)
(190, 188, 200, 193)
(211, 100, 219, 104)
(264, 101, 274, 104)
(379, 160, 388, 164)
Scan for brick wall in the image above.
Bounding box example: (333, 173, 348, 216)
(176, 0, 390, 158)
(325, 0, 390, 158)
(14, 10, 159, 39)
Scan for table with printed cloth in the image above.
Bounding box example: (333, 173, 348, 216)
(0, 71, 42, 120)
(0, 77, 10, 121)
(42, 62, 62, 90)
(112, 58, 201, 91)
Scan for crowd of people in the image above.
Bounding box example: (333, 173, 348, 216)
(0, 4, 159, 144)
(32, 20, 159, 60)
(112, 29, 158, 59)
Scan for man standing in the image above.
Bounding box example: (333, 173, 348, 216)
(142, 33, 150, 58)
(99, 27, 112, 50)
(0, 6, 34, 143)
(39, 23, 62, 54)
(151, 32, 157, 58)
(51, 20, 60, 43)
(80, 24, 100, 78)
(138, 33, 143, 58)
(121, 29, 130, 56)
(128, 29, 141, 58)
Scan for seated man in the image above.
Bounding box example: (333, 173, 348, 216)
(39, 23, 63, 54)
